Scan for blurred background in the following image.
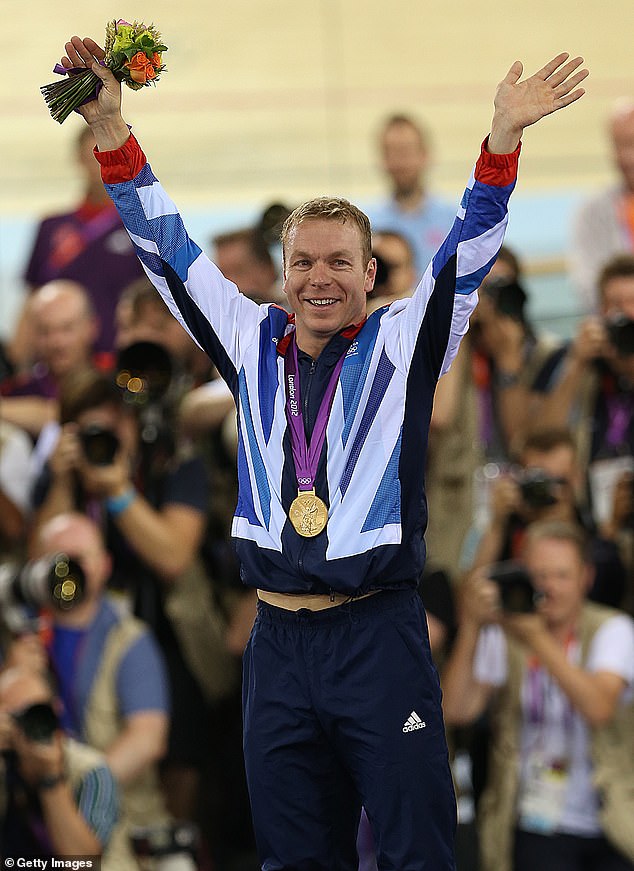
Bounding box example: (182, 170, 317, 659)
(2, 0, 634, 337)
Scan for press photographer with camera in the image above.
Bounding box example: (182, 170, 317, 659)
(468, 247, 563, 461)
(466, 427, 627, 609)
(0, 666, 124, 864)
(29, 365, 222, 826)
(442, 520, 634, 871)
(535, 255, 634, 560)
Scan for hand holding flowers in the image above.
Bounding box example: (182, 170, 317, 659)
(42, 20, 167, 124)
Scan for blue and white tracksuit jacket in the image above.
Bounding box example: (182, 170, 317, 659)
(98, 135, 519, 597)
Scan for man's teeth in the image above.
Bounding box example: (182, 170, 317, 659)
(309, 298, 336, 306)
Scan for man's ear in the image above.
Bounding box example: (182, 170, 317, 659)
(365, 257, 377, 294)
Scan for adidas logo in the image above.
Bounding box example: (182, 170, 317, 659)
(402, 711, 426, 733)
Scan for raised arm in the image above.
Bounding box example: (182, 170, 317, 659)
(58, 37, 267, 386)
(382, 53, 588, 377)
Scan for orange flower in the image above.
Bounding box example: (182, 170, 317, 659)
(124, 51, 153, 84)
(151, 52, 162, 66)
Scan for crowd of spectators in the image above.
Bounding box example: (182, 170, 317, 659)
(0, 104, 633, 871)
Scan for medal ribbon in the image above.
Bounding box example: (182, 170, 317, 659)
(284, 332, 346, 492)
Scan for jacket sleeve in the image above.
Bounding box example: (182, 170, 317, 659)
(380, 138, 521, 379)
(95, 134, 267, 388)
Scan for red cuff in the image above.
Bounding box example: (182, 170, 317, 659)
(475, 136, 521, 187)
(93, 133, 147, 184)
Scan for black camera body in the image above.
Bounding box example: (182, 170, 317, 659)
(517, 468, 562, 509)
(488, 561, 537, 613)
(79, 424, 120, 466)
(605, 313, 634, 357)
(484, 277, 527, 320)
(0, 554, 85, 634)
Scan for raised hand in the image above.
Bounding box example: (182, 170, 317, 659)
(60, 36, 129, 149)
(489, 52, 588, 154)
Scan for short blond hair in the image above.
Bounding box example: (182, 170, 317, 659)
(281, 197, 372, 269)
(523, 520, 589, 564)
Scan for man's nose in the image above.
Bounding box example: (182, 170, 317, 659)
(309, 262, 331, 286)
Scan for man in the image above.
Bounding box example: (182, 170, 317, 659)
(0, 667, 129, 866)
(442, 520, 634, 871)
(9, 126, 144, 367)
(212, 227, 284, 305)
(465, 426, 627, 608)
(532, 254, 634, 605)
(368, 114, 456, 278)
(59, 33, 587, 869)
(367, 230, 417, 314)
(0, 280, 99, 438)
(570, 101, 634, 312)
(22, 514, 172, 834)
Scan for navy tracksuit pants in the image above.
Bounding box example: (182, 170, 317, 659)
(242, 589, 457, 870)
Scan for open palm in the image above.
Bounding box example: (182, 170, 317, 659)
(495, 53, 588, 131)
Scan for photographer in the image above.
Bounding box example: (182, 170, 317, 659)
(0, 666, 126, 865)
(535, 255, 634, 530)
(466, 427, 627, 608)
(469, 247, 563, 461)
(442, 520, 634, 871)
(29, 368, 217, 823)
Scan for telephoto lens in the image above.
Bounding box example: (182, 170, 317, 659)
(0, 553, 85, 613)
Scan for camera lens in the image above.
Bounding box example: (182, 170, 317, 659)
(79, 425, 120, 466)
(12, 702, 59, 743)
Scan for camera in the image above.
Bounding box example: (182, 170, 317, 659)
(517, 468, 563, 509)
(115, 341, 176, 459)
(12, 702, 59, 744)
(488, 561, 537, 613)
(79, 424, 120, 466)
(484, 276, 527, 320)
(605, 313, 634, 357)
(130, 821, 199, 862)
(0, 554, 85, 632)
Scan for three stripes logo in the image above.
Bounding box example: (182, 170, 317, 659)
(402, 711, 426, 733)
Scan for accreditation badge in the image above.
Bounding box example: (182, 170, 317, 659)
(517, 752, 570, 834)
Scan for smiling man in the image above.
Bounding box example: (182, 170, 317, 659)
(57, 31, 587, 870)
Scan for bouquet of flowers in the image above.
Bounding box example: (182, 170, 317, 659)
(41, 19, 167, 124)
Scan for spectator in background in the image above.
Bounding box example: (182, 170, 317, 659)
(366, 230, 417, 314)
(464, 427, 627, 609)
(212, 227, 284, 305)
(469, 247, 563, 462)
(535, 254, 634, 596)
(8, 126, 144, 370)
(570, 100, 634, 312)
(368, 113, 455, 278)
(443, 520, 634, 871)
(20, 513, 171, 848)
(114, 276, 214, 386)
(424, 247, 562, 581)
(0, 667, 130, 868)
(29, 369, 227, 826)
(0, 280, 98, 439)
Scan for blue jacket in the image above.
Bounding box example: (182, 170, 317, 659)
(100, 135, 519, 595)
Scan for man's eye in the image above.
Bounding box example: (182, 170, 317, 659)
(333, 259, 350, 267)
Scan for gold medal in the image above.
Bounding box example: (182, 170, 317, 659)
(289, 489, 328, 538)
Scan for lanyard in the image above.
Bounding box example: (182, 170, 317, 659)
(283, 331, 346, 492)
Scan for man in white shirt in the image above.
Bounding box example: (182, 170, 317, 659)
(443, 519, 634, 871)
